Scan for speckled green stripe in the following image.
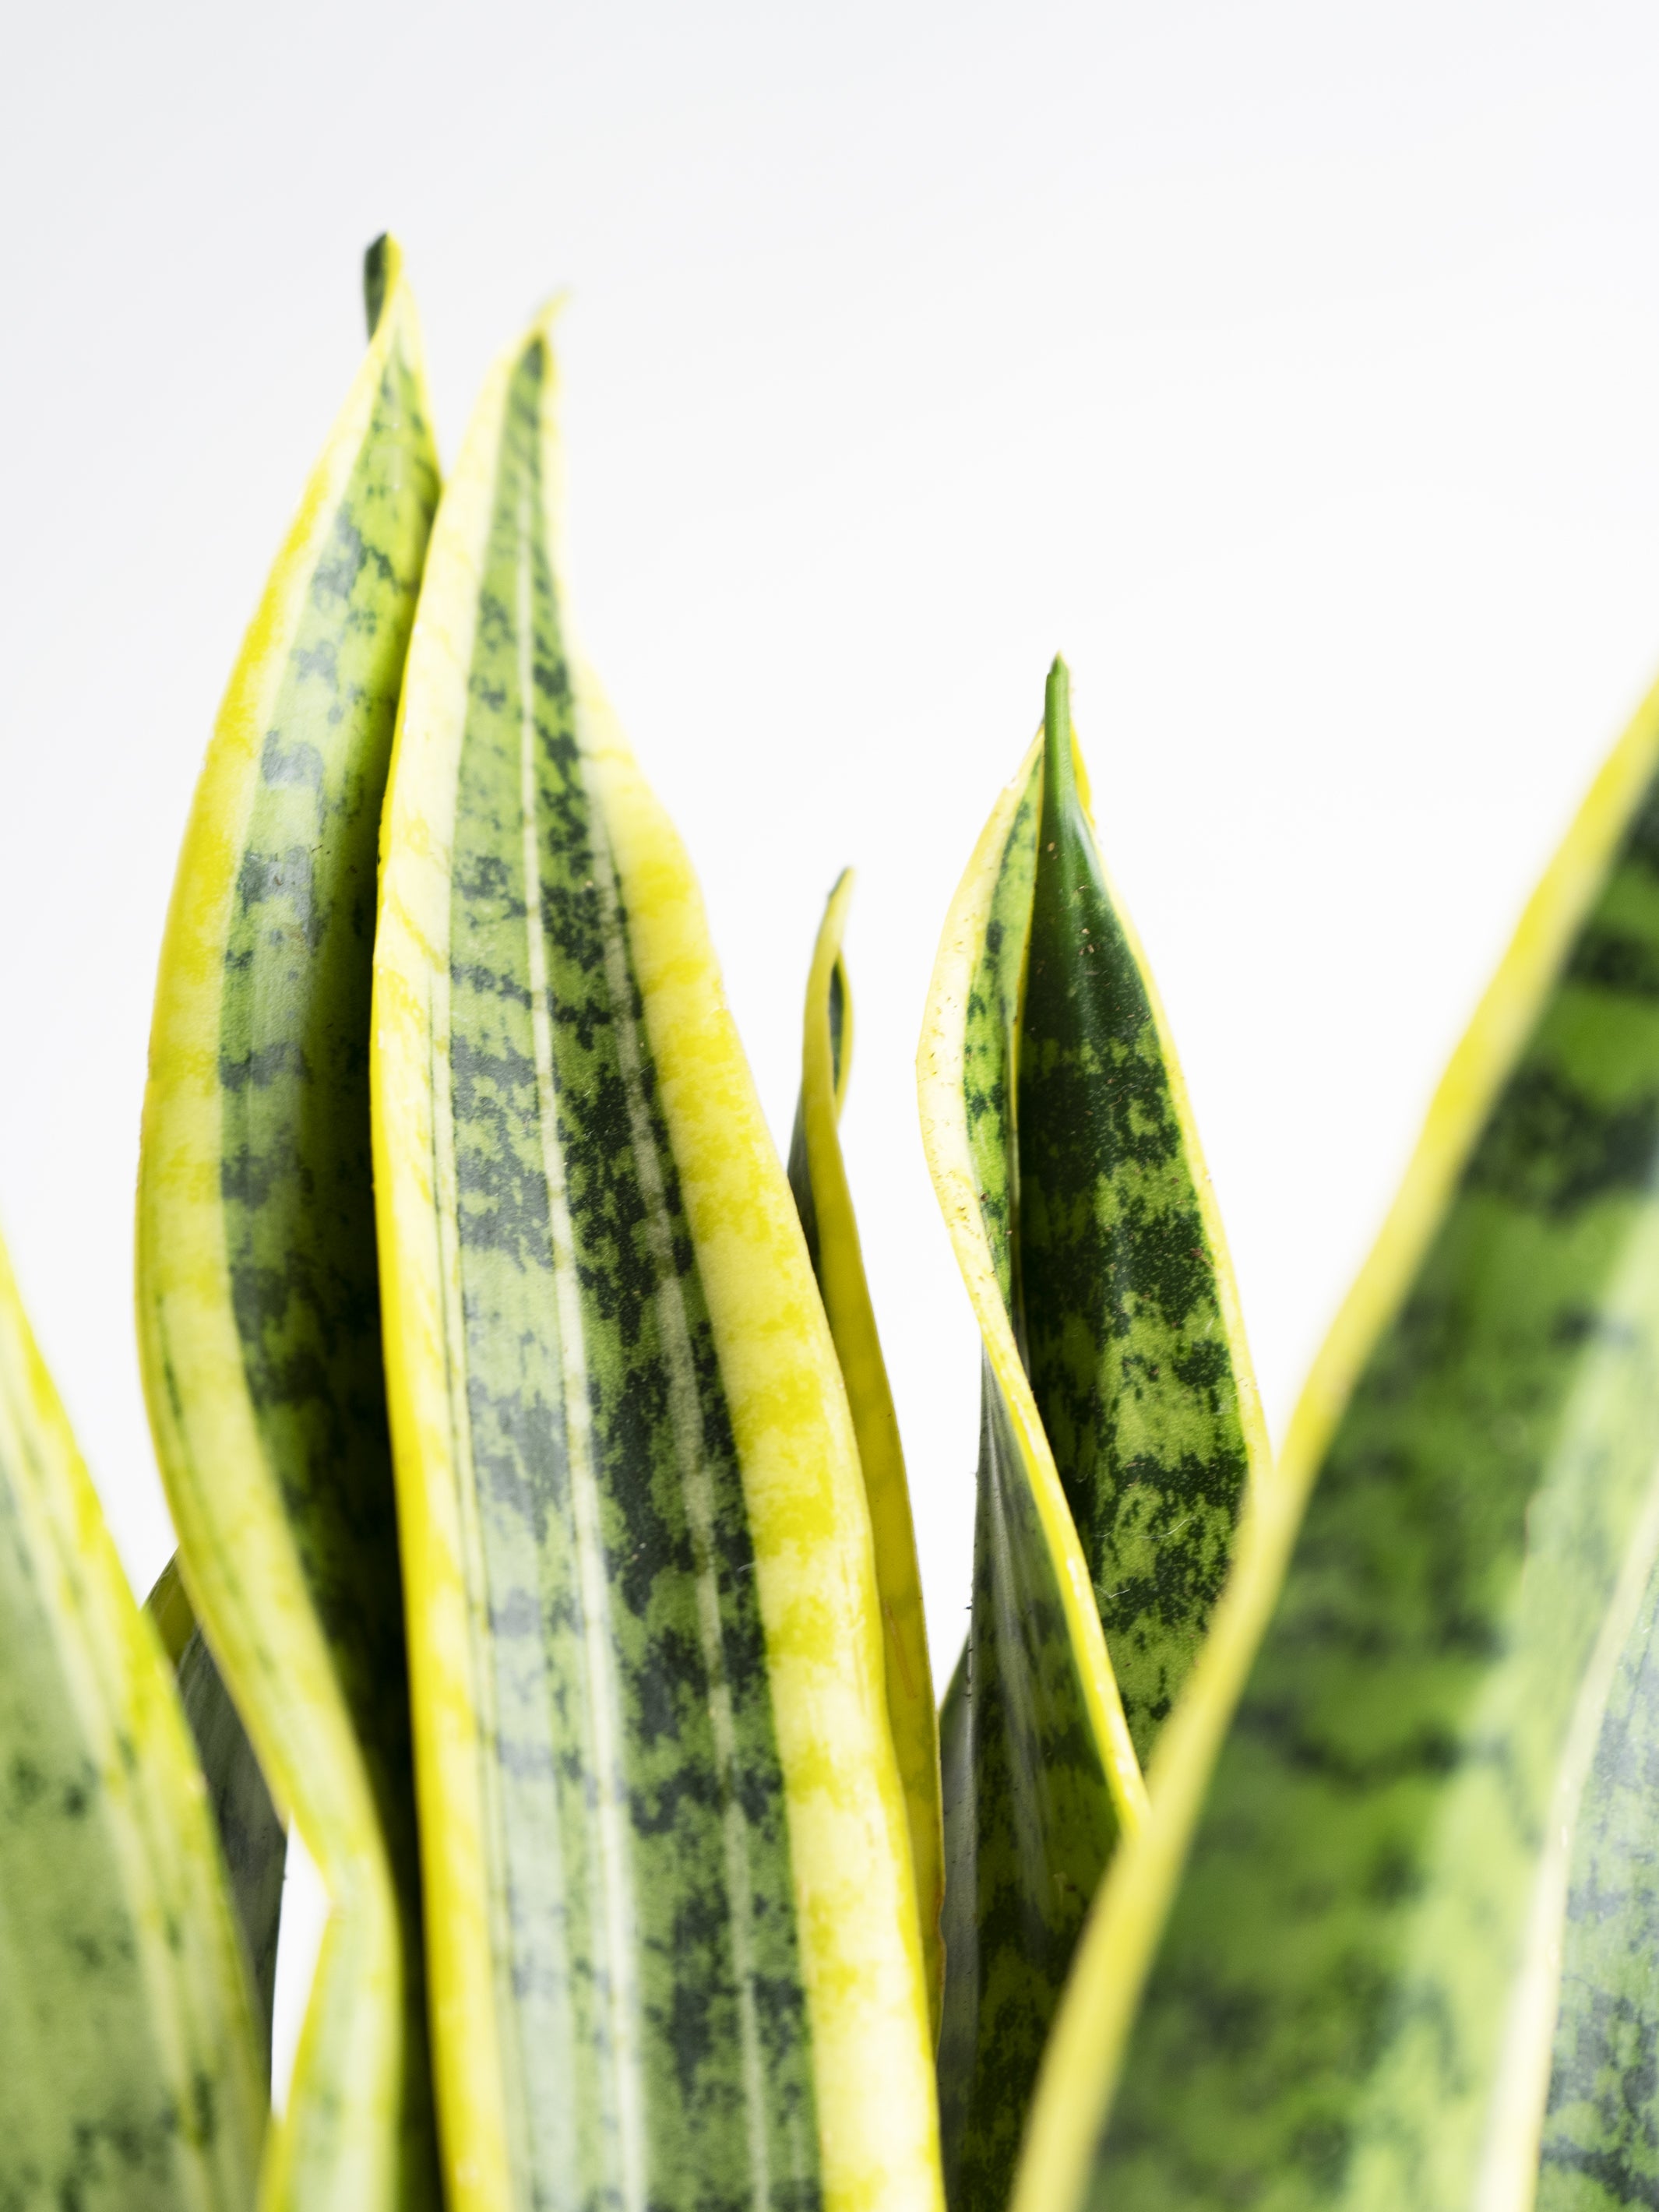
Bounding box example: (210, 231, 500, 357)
(0, 1249, 262, 2211)
(442, 333, 819, 2211)
(1539, 1540, 1659, 2210)
(207, 270, 440, 2197)
(144, 1552, 287, 2063)
(1020, 663, 1252, 1763)
(961, 755, 1038, 1332)
(176, 1627, 286, 2059)
(937, 742, 1121, 2212)
(217, 296, 433, 1830)
(1082, 768, 1659, 2210)
(0, 1534, 227, 2210)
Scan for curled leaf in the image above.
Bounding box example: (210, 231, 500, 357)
(787, 868, 943, 2037)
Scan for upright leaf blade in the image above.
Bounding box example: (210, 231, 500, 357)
(919, 689, 1149, 2212)
(137, 238, 441, 2211)
(1020, 661, 1266, 1762)
(787, 869, 944, 2037)
(0, 1230, 264, 2209)
(372, 312, 942, 2212)
(1015, 672, 1659, 2212)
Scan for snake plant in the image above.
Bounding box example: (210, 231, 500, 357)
(4, 238, 1659, 2212)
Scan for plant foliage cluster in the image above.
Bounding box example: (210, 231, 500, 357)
(4, 238, 1659, 2212)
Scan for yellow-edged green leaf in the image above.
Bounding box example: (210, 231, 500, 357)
(1020, 661, 1267, 1759)
(1015, 670, 1659, 2212)
(136, 236, 441, 2212)
(146, 1554, 287, 2062)
(919, 666, 1156, 2212)
(785, 869, 944, 2038)
(1539, 1541, 1659, 2209)
(0, 1228, 264, 2209)
(371, 308, 942, 2212)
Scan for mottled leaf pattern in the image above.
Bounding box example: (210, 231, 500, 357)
(921, 659, 1260, 2211)
(1016, 674, 1659, 2212)
(0, 1231, 263, 2210)
(372, 312, 941, 2212)
(1539, 1501, 1659, 2210)
(137, 238, 441, 2210)
(1021, 664, 1263, 1763)
(934, 1362, 1123, 2212)
(146, 1554, 287, 2062)
(786, 870, 942, 2036)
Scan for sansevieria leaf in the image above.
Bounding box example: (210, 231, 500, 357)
(0, 1228, 264, 2209)
(146, 1552, 287, 2058)
(918, 658, 1263, 2212)
(1015, 670, 1659, 2212)
(785, 870, 943, 2034)
(1016, 662, 1266, 1757)
(371, 308, 942, 2212)
(137, 237, 441, 2210)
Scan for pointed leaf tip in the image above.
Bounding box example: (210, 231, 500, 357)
(1043, 655, 1076, 799)
(527, 290, 573, 354)
(363, 232, 394, 338)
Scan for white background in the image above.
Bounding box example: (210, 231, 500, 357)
(8, 0, 1659, 2098)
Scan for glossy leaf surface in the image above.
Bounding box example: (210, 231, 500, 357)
(137, 237, 441, 2211)
(786, 869, 943, 2035)
(146, 1554, 288, 2059)
(1016, 672, 1659, 2212)
(0, 1231, 263, 2209)
(372, 310, 941, 2212)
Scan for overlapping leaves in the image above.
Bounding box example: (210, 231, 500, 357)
(1013, 677, 1659, 2212)
(919, 658, 1266, 2211)
(11, 227, 1659, 2212)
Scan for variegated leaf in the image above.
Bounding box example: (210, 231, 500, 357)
(926, 653, 1273, 2212)
(0, 1231, 263, 2209)
(371, 307, 942, 2212)
(137, 236, 441, 2211)
(1018, 664, 1265, 1763)
(785, 869, 943, 2036)
(1016, 670, 1659, 2212)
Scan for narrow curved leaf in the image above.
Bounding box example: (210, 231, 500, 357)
(1016, 671, 1659, 2212)
(0, 1229, 264, 2209)
(786, 868, 943, 2036)
(146, 1553, 288, 2061)
(137, 236, 441, 2210)
(922, 660, 1187, 2212)
(371, 308, 942, 2212)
